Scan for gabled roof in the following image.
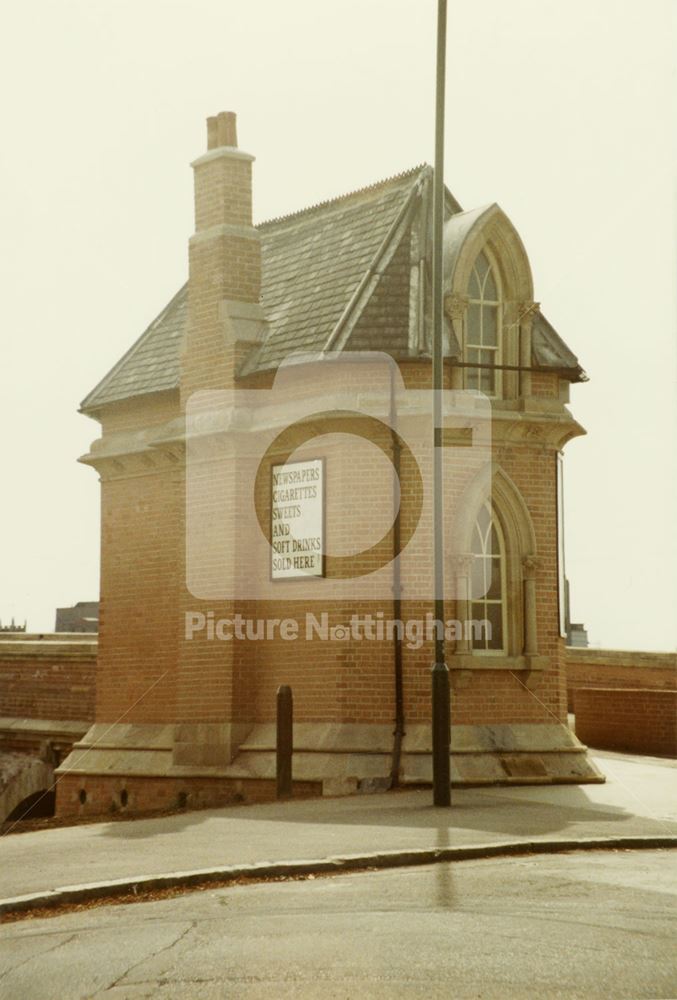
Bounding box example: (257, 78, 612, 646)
(81, 166, 584, 414)
(245, 167, 430, 373)
(81, 167, 430, 412)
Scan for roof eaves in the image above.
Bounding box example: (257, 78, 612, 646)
(79, 283, 187, 415)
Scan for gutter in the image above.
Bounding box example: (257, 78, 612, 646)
(389, 367, 405, 788)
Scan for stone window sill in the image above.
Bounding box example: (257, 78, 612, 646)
(449, 654, 548, 671)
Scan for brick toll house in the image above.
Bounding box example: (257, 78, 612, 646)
(54, 110, 607, 817)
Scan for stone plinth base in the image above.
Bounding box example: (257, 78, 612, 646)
(55, 720, 604, 816)
(55, 722, 320, 816)
(228, 722, 605, 794)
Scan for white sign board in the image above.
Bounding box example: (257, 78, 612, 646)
(271, 459, 324, 579)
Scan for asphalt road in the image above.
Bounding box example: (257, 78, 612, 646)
(1, 849, 675, 999)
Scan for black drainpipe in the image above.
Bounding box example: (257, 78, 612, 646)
(389, 367, 405, 788)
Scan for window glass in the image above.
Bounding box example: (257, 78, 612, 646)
(466, 252, 500, 395)
(469, 500, 505, 652)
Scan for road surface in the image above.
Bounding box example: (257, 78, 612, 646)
(1, 849, 675, 998)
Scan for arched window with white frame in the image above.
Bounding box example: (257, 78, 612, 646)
(466, 251, 501, 396)
(469, 500, 507, 653)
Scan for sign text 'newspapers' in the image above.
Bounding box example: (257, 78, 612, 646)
(271, 459, 324, 579)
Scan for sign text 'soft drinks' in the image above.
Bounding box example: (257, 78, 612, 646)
(271, 458, 324, 579)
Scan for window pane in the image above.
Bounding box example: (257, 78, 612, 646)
(480, 366, 494, 393)
(469, 270, 481, 299)
(487, 557, 502, 599)
(471, 557, 487, 599)
(485, 603, 504, 650)
(482, 305, 498, 346)
(467, 303, 481, 343)
(476, 502, 491, 542)
(489, 524, 499, 556)
(470, 604, 490, 648)
(475, 252, 489, 282)
(484, 268, 498, 302)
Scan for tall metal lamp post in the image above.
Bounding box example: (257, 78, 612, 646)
(431, 0, 452, 807)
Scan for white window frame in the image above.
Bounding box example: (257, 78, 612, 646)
(470, 500, 508, 655)
(464, 249, 503, 399)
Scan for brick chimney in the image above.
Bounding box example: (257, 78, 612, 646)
(176, 112, 262, 769)
(181, 111, 265, 399)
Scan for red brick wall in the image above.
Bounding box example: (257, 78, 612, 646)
(56, 772, 320, 818)
(97, 456, 181, 725)
(90, 358, 572, 738)
(208, 358, 568, 730)
(566, 649, 676, 711)
(0, 637, 96, 721)
(574, 687, 677, 757)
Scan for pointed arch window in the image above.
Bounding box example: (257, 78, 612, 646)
(466, 251, 501, 396)
(469, 500, 507, 653)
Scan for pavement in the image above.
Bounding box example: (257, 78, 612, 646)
(1, 750, 676, 916)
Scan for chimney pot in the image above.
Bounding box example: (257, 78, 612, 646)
(207, 111, 237, 150)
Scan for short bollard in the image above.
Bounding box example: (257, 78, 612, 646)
(276, 684, 293, 800)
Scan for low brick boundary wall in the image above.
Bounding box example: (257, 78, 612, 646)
(566, 648, 676, 712)
(574, 687, 677, 757)
(0, 634, 97, 722)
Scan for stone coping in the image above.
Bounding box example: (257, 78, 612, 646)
(565, 647, 676, 668)
(0, 632, 97, 643)
(0, 717, 90, 737)
(0, 634, 97, 658)
(572, 686, 677, 694)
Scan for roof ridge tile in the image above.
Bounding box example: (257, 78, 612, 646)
(256, 165, 429, 229)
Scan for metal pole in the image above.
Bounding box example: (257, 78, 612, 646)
(276, 684, 293, 800)
(431, 0, 451, 807)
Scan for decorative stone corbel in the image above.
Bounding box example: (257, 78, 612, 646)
(444, 293, 468, 322)
(516, 301, 540, 399)
(444, 294, 468, 390)
(516, 301, 540, 325)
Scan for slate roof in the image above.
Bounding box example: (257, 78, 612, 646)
(81, 166, 584, 413)
(247, 168, 427, 372)
(532, 312, 582, 374)
(81, 168, 428, 412)
(83, 284, 187, 410)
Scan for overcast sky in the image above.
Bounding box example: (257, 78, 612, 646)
(0, 0, 675, 650)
